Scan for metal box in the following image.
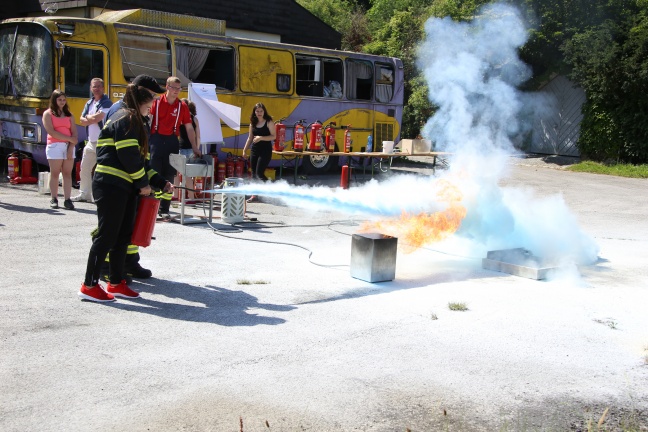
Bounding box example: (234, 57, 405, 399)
(399, 139, 432, 154)
(350, 233, 398, 283)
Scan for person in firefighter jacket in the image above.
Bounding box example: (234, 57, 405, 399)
(79, 84, 173, 302)
(101, 74, 165, 281)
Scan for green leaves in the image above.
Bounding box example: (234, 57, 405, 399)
(299, 0, 648, 161)
(563, 1, 648, 163)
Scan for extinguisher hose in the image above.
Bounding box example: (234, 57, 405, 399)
(174, 184, 224, 193)
(174, 185, 201, 193)
(207, 219, 359, 269)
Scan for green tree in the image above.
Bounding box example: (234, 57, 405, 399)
(295, 0, 354, 34)
(563, 1, 648, 162)
(365, 7, 429, 138)
(296, 0, 371, 51)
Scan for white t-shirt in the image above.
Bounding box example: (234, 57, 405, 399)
(87, 102, 101, 143)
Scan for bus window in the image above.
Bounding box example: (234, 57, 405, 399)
(0, 23, 52, 98)
(295, 55, 343, 98)
(62, 47, 104, 98)
(346, 59, 372, 101)
(118, 33, 171, 83)
(375, 63, 394, 103)
(276, 74, 291, 92)
(176, 43, 235, 90)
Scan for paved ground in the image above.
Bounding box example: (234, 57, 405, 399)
(1, 155, 647, 431)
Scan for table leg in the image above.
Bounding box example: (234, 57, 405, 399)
(294, 156, 299, 184)
(180, 175, 186, 225)
(279, 157, 284, 180)
(347, 158, 351, 187)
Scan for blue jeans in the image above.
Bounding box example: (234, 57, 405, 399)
(179, 148, 193, 158)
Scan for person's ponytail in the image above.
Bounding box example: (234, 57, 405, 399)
(123, 84, 154, 157)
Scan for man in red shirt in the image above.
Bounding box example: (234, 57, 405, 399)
(150, 76, 201, 218)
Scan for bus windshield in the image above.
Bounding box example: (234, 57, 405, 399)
(0, 23, 53, 98)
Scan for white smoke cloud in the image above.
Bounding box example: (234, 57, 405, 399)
(415, 2, 599, 265)
(217, 175, 449, 217)
(419, 3, 532, 157)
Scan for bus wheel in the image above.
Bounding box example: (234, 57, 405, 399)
(302, 153, 337, 175)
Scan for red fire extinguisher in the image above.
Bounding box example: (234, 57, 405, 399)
(174, 174, 185, 201)
(293, 120, 305, 152)
(234, 157, 245, 178)
(344, 125, 352, 153)
(217, 161, 226, 183)
(7, 152, 20, 179)
(274, 118, 286, 151)
(8, 153, 38, 184)
(21, 156, 33, 178)
(226, 154, 235, 178)
(194, 176, 204, 199)
(308, 121, 323, 152)
(131, 196, 160, 247)
(325, 121, 336, 153)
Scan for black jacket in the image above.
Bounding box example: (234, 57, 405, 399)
(94, 109, 166, 192)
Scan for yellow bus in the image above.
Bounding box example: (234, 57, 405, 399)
(0, 9, 403, 174)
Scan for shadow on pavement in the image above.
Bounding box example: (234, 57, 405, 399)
(100, 279, 295, 326)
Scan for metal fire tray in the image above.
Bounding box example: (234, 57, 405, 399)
(169, 154, 214, 177)
(482, 248, 557, 280)
(168, 154, 214, 225)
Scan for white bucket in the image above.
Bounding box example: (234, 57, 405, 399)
(38, 172, 50, 195)
(382, 141, 395, 154)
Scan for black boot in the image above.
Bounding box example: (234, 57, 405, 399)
(125, 253, 152, 279)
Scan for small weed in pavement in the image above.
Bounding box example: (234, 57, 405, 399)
(448, 302, 468, 311)
(237, 279, 270, 285)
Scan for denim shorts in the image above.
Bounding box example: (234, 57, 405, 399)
(179, 148, 193, 158)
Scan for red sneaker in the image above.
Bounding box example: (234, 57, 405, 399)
(78, 283, 115, 302)
(106, 279, 140, 299)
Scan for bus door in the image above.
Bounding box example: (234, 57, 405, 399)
(58, 43, 109, 140)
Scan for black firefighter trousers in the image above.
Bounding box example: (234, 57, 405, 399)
(84, 182, 138, 286)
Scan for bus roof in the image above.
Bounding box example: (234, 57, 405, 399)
(1, 10, 402, 65)
(96, 9, 226, 37)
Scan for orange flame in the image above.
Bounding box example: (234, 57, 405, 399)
(359, 179, 466, 252)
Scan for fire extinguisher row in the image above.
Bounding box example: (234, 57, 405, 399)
(173, 152, 252, 203)
(175, 153, 249, 202)
(6, 152, 38, 184)
(216, 153, 247, 184)
(273, 119, 353, 154)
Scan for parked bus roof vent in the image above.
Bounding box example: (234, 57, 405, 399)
(56, 22, 75, 36)
(95, 9, 226, 37)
